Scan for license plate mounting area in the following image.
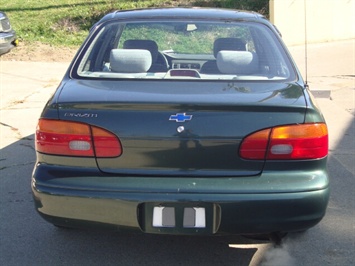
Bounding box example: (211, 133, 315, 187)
(139, 203, 221, 235)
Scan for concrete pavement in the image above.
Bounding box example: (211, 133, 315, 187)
(288, 39, 355, 175)
(0, 40, 354, 174)
(289, 40, 355, 116)
(0, 61, 69, 149)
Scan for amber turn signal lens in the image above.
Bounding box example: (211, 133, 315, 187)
(36, 119, 122, 158)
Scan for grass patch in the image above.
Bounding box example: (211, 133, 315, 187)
(2, 0, 268, 47)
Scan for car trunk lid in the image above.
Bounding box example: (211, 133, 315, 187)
(57, 79, 306, 177)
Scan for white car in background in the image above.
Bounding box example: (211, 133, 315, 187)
(0, 11, 18, 56)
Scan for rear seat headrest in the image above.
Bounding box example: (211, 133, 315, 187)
(213, 38, 247, 58)
(216, 51, 259, 75)
(110, 49, 152, 73)
(123, 40, 159, 62)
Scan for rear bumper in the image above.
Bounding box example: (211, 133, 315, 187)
(32, 164, 330, 235)
(33, 186, 329, 235)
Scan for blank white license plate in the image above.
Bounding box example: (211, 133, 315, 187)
(152, 206, 206, 228)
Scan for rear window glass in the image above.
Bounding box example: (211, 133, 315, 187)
(75, 20, 295, 81)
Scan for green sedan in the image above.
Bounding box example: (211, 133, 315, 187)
(32, 7, 329, 242)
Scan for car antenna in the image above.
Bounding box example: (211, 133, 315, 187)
(304, 0, 308, 87)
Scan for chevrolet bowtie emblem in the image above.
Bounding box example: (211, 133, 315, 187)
(169, 113, 193, 122)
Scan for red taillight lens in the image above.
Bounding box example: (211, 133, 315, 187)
(91, 127, 122, 157)
(240, 123, 328, 160)
(238, 129, 271, 160)
(36, 119, 122, 158)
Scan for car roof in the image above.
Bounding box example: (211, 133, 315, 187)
(98, 7, 266, 23)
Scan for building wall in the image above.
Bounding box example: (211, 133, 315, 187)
(270, 0, 355, 46)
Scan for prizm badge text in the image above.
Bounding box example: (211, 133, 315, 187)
(64, 113, 98, 118)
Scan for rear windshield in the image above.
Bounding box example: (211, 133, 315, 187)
(74, 20, 295, 81)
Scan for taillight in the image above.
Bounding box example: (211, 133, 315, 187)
(240, 123, 328, 160)
(36, 119, 122, 158)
